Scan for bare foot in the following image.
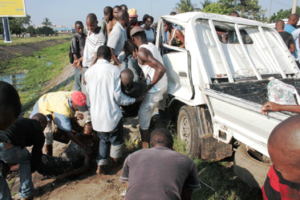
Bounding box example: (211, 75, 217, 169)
(111, 158, 123, 173)
(96, 165, 107, 175)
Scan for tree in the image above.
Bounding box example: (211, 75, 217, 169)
(200, 0, 212, 10)
(270, 6, 300, 23)
(26, 25, 36, 35)
(202, 2, 229, 15)
(8, 14, 31, 34)
(42, 18, 52, 27)
(36, 26, 54, 35)
(174, 0, 198, 13)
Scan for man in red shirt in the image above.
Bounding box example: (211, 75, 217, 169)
(262, 115, 300, 200)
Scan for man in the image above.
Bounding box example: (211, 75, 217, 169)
(131, 26, 168, 148)
(128, 8, 139, 28)
(284, 14, 299, 34)
(120, 129, 201, 200)
(262, 115, 300, 199)
(120, 4, 128, 11)
(70, 21, 86, 91)
(73, 13, 106, 116)
(107, 10, 129, 66)
(276, 19, 295, 53)
(0, 81, 34, 200)
(30, 91, 91, 157)
(84, 46, 143, 175)
(99, 6, 113, 42)
(106, 6, 121, 37)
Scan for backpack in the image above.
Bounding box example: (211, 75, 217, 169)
(69, 35, 80, 64)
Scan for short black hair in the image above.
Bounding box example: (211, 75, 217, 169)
(120, 4, 127, 9)
(143, 14, 150, 23)
(104, 6, 113, 15)
(114, 5, 121, 10)
(149, 16, 154, 23)
(87, 13, 97, 22)
(229, 11, 239, 17)
(75, 21, 83, 27)
(170, 12, 177, 15)
(150, 129, 174, 148)
(0, 81, 21, 119)
(97, 45, 111, 60)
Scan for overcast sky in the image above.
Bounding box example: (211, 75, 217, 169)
(25, 0, 298, 27)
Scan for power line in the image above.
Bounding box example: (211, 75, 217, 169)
(273, 0, 292, 7)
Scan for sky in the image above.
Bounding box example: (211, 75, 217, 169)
(24, 0, 299, 28)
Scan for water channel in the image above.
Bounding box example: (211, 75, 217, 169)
(0, 73, 25, 88)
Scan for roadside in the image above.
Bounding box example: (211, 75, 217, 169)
(0, 36, 72, 46)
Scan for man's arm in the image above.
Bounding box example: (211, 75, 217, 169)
(261, 101, 300, 115)
(175, 29, 185, 48)
(106, 22, 113, 38)
(110, 48, 121, 66)
(137, 48, 166, 91)
(182, 161, 201, 198)
(31, 130, 45, 172)
(289, 44, 295, 53)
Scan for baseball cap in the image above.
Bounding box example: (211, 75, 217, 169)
(71, 91, 88, 112)
(130, 26, 145, 37)
(128, 8, 138, 18)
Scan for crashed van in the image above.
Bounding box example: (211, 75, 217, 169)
(155, 12, 300, 188)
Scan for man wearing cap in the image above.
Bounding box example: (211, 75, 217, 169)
(30, 91, 92, 156)
(128, 8, 139, 28)
(130, 26, 168, 148)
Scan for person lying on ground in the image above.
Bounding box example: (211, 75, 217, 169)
(106, 5, 121, 38)
(131, 26, 168, 148)
(119, 128, 201, 200)
(261, 101, 300, 115)
(84, 45, 144, 175)
(164, 21, 185, 48)
(262, 115, 300, 200)
(0, 113, 47, 177)
(276, 20, 295, 53)
(30, 91, 92, 157)
(38, 122, 99, 179)
(0, 81, 34, 200)
(121, 68, 147, 117)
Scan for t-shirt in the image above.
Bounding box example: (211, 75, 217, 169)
(278, 31, 295, 49)
(107, 21, 127, 56)
(144, 28, 155, 43)
(262, 165, 300, 200)
(120, 146, 201, 200)
(284, 24, 296, 34)
(70, 33, 86, 58)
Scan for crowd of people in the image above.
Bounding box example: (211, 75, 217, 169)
(1, 6, 300, 200)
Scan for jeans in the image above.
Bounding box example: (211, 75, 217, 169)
(120, 55, 142, 82)
(74, 67, 81, 91)
(97, 119, 124, 166)
(81, 67, 90, 116)
(0, 175, 11, 200)
(0, 143, 34, 198)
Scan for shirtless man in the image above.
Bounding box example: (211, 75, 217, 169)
(106, 5, 121, 38)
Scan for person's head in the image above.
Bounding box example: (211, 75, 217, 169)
(229, 11, 239, 17)
(32, 113, 47, 131)
(150, 129, 174, 149)
(152, 23, 157, 30)
(131, 26, 147, 46)
(104, 6, 113, 21)
(121, 69, 134, 91)
(0, 81, 21, 130)
(117, 10, 129, 27)
(142, 14, 150, 24)
(275, 20, 285, 31)
(288, 14, 299, 27)
(83, 122, 95, 136)
(113, 6, 121, 19)
(170, 12, 177, 16)
(163, 21, 172, 33)
(144, 16, 154, 29)
(120, 4, 128, 11)
(71, 91, 88, 112)
(75, 21, 84, 35)
(86, 13, 98, 33)
(268, 115, 300, 183)
(97, 45, 111, 61)
(128, 8, 138, 26)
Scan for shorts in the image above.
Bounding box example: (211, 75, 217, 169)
(138, 86, 167, 130)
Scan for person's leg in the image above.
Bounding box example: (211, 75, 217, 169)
(74, 67, 81, 91)
(96, 132, 110, 175)
(44, 120, 53, 156)
(0, 175, 11, 200)
(110, 119, 125, 171)
(81, 67, 90, 116)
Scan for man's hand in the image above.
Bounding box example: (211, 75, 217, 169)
(132, 50, 138, 59)
(83, 77, 87, 85)
(76, 113, 84, 120)
(135, 96, 144, 103)
(261, 101, 281, 115)
(73, 60, 81, 67)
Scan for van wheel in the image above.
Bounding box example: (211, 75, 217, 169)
(234, 145, 272, 188)
(177, 105, 200, 158)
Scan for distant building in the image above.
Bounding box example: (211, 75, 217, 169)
(55, 26, 75, 33)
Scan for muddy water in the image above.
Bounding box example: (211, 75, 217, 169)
(0, 73, 25, 88)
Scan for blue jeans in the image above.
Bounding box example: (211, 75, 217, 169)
(81, 67, 90, 116)
(74, 67, 81, 91)
(97, 119, 124, 166)
(120, 55, 142, 82)
(0, 175, 11, 200)
(0, 144, 34, 198)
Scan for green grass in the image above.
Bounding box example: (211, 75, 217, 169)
(0, 41, 71, 111)
(0, 36, 72, 46)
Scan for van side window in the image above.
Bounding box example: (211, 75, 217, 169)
(216, 26, 253, 44)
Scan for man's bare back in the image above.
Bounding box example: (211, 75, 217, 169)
(106, 19, 118, 37)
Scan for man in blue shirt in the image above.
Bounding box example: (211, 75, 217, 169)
(284, 14, 299, 34)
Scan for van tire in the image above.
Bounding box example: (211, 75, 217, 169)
(234, 145, 271, 188)
(177, 105, 200, 158)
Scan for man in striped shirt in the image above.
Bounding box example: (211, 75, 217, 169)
(73, 13, 106, 116)
(262, 115, 300, 200)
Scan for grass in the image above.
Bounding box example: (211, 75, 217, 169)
(0, 36, 72, 46)
(0, 41, 71, 112)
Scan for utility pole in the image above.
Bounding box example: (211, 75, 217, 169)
(268, 0, 273, 23)
(150, 0, 152, 16)
(2, 17, 12, 43)
(292, 0, 298, 14)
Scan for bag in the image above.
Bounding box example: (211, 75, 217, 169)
(267, 77, 300, 105)
(69, 35, 79, 64)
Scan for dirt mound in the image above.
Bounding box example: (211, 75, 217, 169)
(0, 38, 71, 62)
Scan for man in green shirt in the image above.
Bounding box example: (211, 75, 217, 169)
(99, 6, 113, 42)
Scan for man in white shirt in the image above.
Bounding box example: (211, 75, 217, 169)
(84, 46, 143, 175)
(107, 10, 129, 66)
(131, 26, 168, 149)
(73, 13, 106, 116)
